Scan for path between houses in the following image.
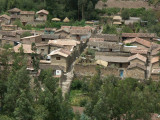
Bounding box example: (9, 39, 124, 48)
(61, 62, 75, 97)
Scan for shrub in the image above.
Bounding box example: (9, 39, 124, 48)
(80, 98, 88, 107)
(71, 79, 83, 90)
(21, 32, 32, 38)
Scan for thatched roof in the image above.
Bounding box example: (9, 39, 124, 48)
(63, 17, 70, 23)
(52, 18, 61, 22)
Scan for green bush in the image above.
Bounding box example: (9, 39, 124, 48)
(87, 49, 95, 56)
(21, 32, 32, 38)
(80, 98, 88, 107)
(102, 24, 117, 34)
(71, 79, 83, 90)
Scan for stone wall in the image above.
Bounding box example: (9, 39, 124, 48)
(126, 68, 146, 80)
(74, 64, 119, 77)
(151, 74, 160, 81)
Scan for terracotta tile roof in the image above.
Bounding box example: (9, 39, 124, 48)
(128, 63, 146, 71)
(36, 9, 49, 15)
(55, 29, 69, 34)
(128, 54, 147, 63)
(20, 11, 35, 15)
(95, 55, 129, 63)
(130, 48, 148, 55)
(91, 34, 119, 42)
(151, 48, 160, 56)
(48, 48, 71, 57)
(14, 44, 34, 54)
(151, 56, 159, 64)
(124, 37, 151, 48)
(122, 33, 156, 38)
(8, 8, 21, 12)
(0, 14, 11, 20)
(48, 39, 80, 46)
(89, 38, 104, 42)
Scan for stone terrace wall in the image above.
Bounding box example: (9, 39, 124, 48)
(74, 64, 119, 77)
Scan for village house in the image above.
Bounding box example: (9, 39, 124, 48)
(70, 27, 92, 41)
(127, 63, 146, 80)
(151, 56, 159, 69)
(21, 35, 42, 44)
(122, 33, 157, 42)
(123, 37, 151, 49)
(95, 55, 129, 68)
(61, 26, 71, 32)
(36, 9, 49, 22)
(39, 60, 64, 77)
(0, 31, 21, 47)
(48, 49, 72, 72)
(0, 14, 11, 25)
(54, 29, 70, 39)
(48, 39, 81, 56)
(91, 34, 120, 43)
(8, 8, 21, 24)
(88, 38, 122, 52)
(41, 34, 60, 43)
(1, 25, 17, 31)
(128, 54, 147, 66)
(20, 11, 35, 25)
(124, 17, 141, 26)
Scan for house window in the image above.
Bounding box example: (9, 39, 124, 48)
(56, 57, 61, 60)
(93, 46, 96, 48)
(42, 39, 45, 42)
(109, 49, 112, 52)
(41, 49, 44, 52)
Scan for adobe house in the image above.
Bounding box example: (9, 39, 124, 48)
(123, 37, 151, 49)
(88, 38, 122, 52)
(151, 47, 160, 57)
(1, 25, 17, 31)
(21, 35, 42, 44)
(36, 43, 63, 57)
(54, 29, 70, 39)
(151, 56, 159, 69)
(8, 8, 21, 24)
(0, 14, 11, 25)
(91, 34, 120, 43)
(70, 27, 92, 41)
(39, 60, 64, 77)
(128, 54, 147, 66)
(122, 33, 157, 42)
(95, 55, 129, 68)
(127, 63, 146, 80)
(0, 31, 21, 47)
(20, 11, 35, 25)
(36, 9, 49, 22)
(48, 39, 81, 52)
(48, 49, 71, 72)
(41, 34, 60, 43)
(150, 68, 160, 81)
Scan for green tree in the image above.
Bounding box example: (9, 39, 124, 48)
(122, 9, 130, 20)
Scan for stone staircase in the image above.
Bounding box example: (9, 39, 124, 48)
(61, 65, 74, 97)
